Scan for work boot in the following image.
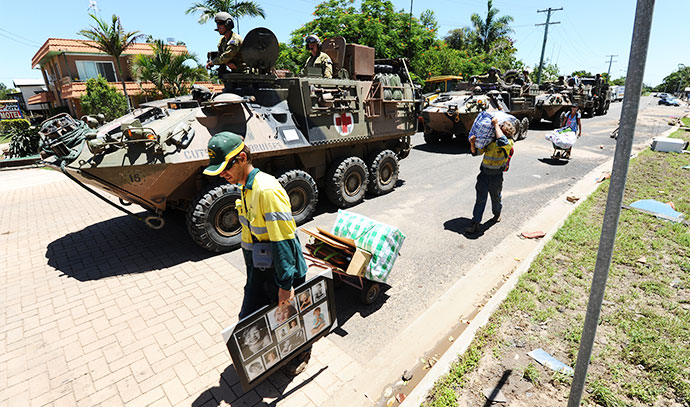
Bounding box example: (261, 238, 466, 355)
(283, 350, 311, 376)
(464, 222, 479, 234)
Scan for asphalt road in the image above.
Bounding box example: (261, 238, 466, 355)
(272, 96, 684, 364)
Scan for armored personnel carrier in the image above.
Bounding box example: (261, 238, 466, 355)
(534, 88, 573, 127)
(38, 28, 420, 252)
(420, 79, 530, 143)
(578, 76, 611, 117)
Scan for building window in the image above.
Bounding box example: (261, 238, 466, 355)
(75, 61, 117, 82)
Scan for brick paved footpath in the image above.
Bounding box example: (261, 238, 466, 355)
(0, 169, 361, 407)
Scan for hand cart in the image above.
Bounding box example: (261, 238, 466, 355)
(302, 245, 381, 305)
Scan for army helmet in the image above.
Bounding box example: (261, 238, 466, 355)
(305, 34, 321, 49)
(214, 12, 234, 30)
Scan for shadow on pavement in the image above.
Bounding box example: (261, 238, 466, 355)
(443, 216, 501, 240)
(538, 157, 570, 166)
(413, 140, 472, 155)
(331, 280, 390, 338)
(46, 212, 215, 281)
(192, 363, 327, 406)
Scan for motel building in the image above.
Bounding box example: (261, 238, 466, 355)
(29, 38, 220, 118)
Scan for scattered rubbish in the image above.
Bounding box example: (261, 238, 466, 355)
(671, 279, 682, 288)
(651, 137, 688, 153)
(566, 195, 580, 203)
(527, 348, 574, 375)
(483, 387, 508, 403)
(386, 396, 396, 407)
(682, 165, 690, 170)
(402, 370, 413, 382)
(636, 256, 647, 264)
(396, 393, 406, 403)
(514, 353, 520, 360)
(514, 339, 526, 348)
(384, 387, 393, 398)
(599, 145, 604, 149)
(666, 201, 676, 210)
(394, 380, 405, 387)
(514, 257, 521, 261)
(626, 199, 686, 223)
(596, 172, 611, 183)
(526, 392, 534, 398)
(448, 336, 454, 342)
(521, 231, 546, 239)
(532, 174, 542, 179)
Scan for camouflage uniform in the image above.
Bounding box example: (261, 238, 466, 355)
(303, 52, 333, 79)
(211, 32, 245, 72)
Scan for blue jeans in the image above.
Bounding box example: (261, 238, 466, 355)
(472, 171, 503, 223)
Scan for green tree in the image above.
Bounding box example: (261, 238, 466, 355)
(78, 14, 145, 112)
(444, 27, 473, 51)
(571, 70, 593, 78)
(655, 65, 690, 93)
(532, 62, 559, 82)
(469, 0, 514, 54)
(277, 0, 437, 80)
(611, 77, 626, 86)
(80, 76, 127, 121)
(131, 39, 207, 98)
(186, 0, 265, 24)
(0, 83, 19, 100)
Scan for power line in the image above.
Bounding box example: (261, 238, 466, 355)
(0, 27, 41, 46)
(0, 31, 40, 48)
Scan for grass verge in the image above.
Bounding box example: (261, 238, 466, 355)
(423, 122, 690, 406)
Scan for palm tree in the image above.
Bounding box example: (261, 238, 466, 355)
(186, 0, 266, 26)
(469, 0, 514, 53)
(78, 14, 145, 112)
(131, 40, 208, 98)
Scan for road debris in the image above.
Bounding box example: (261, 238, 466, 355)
(402, 370, 413, 382)
(626, 199, 686, 223)
(596, 172, 611, 183)
(520, 231, 546, 239)
(387, 396, 395, 407)
(636, 256, 647, 264)
(384, 387, 393, 398)
(396, 393, 406, 403)
(527, 348, 574, 375)
(483, 387, 508, 403)
(566, 195, 580, 203)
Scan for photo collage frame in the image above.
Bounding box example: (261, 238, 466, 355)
(221, 274, 336, 391)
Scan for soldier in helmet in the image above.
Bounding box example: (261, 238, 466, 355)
(301, 35, 333, 79)
(205, 12, 245, 73)
(521, 68, 531, 84)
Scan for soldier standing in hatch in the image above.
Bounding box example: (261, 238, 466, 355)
(203, 132, 312, 376)
(302, 35, 333, 79)
(205, 12, 245, 73)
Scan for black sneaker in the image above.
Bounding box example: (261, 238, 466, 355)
(464, 222, 479, 234)
(283, 350, 311, 376)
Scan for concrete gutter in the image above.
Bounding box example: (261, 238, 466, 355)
(399, 124, 678, 407)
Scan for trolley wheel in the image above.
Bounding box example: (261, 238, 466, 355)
(360, 281, 381, 305)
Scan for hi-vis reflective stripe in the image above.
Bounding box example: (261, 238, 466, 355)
(239, 216, 268, 235)
(265, 211, 293, 222)
(241, 241, 252, 250)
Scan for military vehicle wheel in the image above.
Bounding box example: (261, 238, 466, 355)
(186, 183, 242, 252)
(517, 117, 530, 140)
(423, 131, 441, 144)
(367, 150, 399, 196)
(278, 169, 318, 225)
(326, 156, 369, 208)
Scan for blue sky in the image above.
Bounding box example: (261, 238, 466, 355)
(1, 0, 687, 89)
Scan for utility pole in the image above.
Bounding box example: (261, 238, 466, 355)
(605, 54, 618, 83)
(536, 7, 562, 84)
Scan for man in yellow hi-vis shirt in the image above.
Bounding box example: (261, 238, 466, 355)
(204, 132, 310, 376)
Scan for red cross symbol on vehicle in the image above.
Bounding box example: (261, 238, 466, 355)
(335, 112, 352, 133)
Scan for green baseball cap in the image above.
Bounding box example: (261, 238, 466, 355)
(203, 132, 245, 176)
